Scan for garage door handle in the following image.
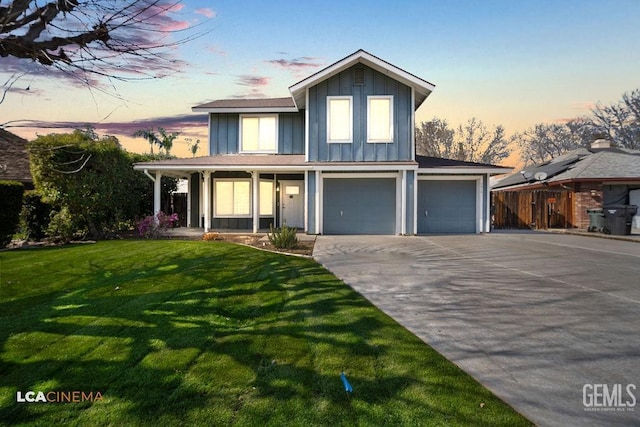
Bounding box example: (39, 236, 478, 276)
(340, 210, 343, 217)
(424, 210, 428, 217)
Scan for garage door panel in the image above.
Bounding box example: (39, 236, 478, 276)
(323, 178, 395, 235)
(418, 180, 476, 233)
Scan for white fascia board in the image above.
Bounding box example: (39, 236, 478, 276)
(310, 164, 418, 172)
(289, 50, 434, 109)
(133, 164, 312, 172)
(191, 107, 299, 113)
(418, 167, 513, 175)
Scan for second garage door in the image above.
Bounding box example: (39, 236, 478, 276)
(323, 178, 396, 234)
(417, 179, 477, 233)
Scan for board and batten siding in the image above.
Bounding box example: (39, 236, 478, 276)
(307, 64, 413, 162)
(209, 112, 305, 155)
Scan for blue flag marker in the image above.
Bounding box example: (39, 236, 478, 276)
(341, 372, 353, 393)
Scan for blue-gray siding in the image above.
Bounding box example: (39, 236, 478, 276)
(323, 178, 396, 234)
(417, 180, 476, 233)
(308, 64, 413, 162)
(209, 112, 304, 155)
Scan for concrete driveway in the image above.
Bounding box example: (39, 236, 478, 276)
(313, 232, 640, 427)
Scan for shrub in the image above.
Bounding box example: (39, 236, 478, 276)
(136, 211, 179, 238)
(267, 222, 298, 249)
(0, 180, 25, 247)
(20, 191, 52, 241)
(47, 207, 78, 243)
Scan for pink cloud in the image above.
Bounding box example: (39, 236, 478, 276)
(266, 56, 324, 71)
(206, 45, 226, 56)
(237, 75, 270, 87)
(195, 8, 216, 18)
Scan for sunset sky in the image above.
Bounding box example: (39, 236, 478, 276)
(1, 0, 639, 165)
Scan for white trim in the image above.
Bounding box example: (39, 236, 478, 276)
(321, 172, 399, 179)
(207, 114, 212, 156)
(395, 172, 402, 234)
(193, 107, 298, 113)
(367, 95, 394, 143)
(316, 171, 322, 234)
(153, 171, 162, 217)
(252, 172, 259, 233)
(413, 171, 418, 234)
(401, 170, 407, 235)
(327, 96, 353, 143)
(289, 50, 435, 109)
(203, 171, 211, 232)
(484, 175, 491, 232)
(239, 114, 278, 154)
(213, 178, 252, 218)
(311, 164, 417, 172)
(410, 89, 415, 161)
(419, 167, 512, 174)
(186, 175, 192, 227)
(417, 175, 483, 234)
(304, 170, 309, 232)
(304, 87, 310, 162)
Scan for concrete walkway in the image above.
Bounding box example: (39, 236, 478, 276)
(313, 233, 640, 427)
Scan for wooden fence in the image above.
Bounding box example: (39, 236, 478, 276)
(492, 190, 573, 229)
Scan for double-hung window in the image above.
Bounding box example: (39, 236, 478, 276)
(240, 115, 277, 152)
(367, 96, 393, 143)
(327, 96, 352, 143)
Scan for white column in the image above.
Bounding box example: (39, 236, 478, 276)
(203, 171, 211, 232)
(401, 170, 407, 235)
(186, 175, 192, 227)
(252, 170, 259, 233)
(154, 172, 162, 217)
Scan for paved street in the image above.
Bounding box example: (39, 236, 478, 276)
(313, 232, 640, 427)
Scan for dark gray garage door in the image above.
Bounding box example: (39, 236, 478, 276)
(417, 180, 476, 233)
(323, 178, 396, 234)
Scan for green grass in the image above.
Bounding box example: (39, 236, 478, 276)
(0, 241, 531, 426)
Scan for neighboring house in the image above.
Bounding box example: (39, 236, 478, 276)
(134, 50, 510, 234)
(492, 139, 640, 230)
(0, 128, 33, 189)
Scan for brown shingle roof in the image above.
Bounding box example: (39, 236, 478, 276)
(0, 128, 32, 184)
(193, 97, 296, 111)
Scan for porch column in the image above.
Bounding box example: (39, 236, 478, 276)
(203, 171, 211, 232)
(252, 170, 259, 233)
(154, 172, 162, 217)
(401, 170, 407, 235)
(186, 175, 192, 227)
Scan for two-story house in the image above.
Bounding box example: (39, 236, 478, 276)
(134, 50, 510, 234)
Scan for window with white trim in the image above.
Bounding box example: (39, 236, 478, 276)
(259, 181, 273, 216)
(215, 180, 251, 217)
(240, 115, 277, 152)
(327, 96, 352, 143)
(367, 96, 393, 143)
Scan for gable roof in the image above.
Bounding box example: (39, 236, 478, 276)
(193, 97, 297, 113)
(289, 49, 435, 110)
(0, 128, 32, 184)
(492, 147, 640, 190)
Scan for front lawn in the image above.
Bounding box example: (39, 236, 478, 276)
(0, 241, 531, 426)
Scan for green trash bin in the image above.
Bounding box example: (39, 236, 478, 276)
(586, 208, 605, 232)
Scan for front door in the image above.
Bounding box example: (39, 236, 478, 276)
(280, 180, 304, 228)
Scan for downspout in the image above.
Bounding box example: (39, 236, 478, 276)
(143, 169, 156, 182)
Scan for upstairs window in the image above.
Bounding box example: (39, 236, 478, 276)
(367, 96, 393, 143)
(327, 96, 352, 143)
(240, 115, 277, 152)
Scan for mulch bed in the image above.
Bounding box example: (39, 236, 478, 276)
(216, 234, 315, 257)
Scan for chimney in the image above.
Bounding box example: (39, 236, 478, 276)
(591, 139, 611, 149)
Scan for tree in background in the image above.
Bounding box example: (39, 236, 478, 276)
(416, 117, 512, 164)
(0, 0, 210, 102)
(29, 130, 175, 240)
(133, 127, 180, 155)
(588, 89, 640, 150)
(511, 122, 585, 165)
